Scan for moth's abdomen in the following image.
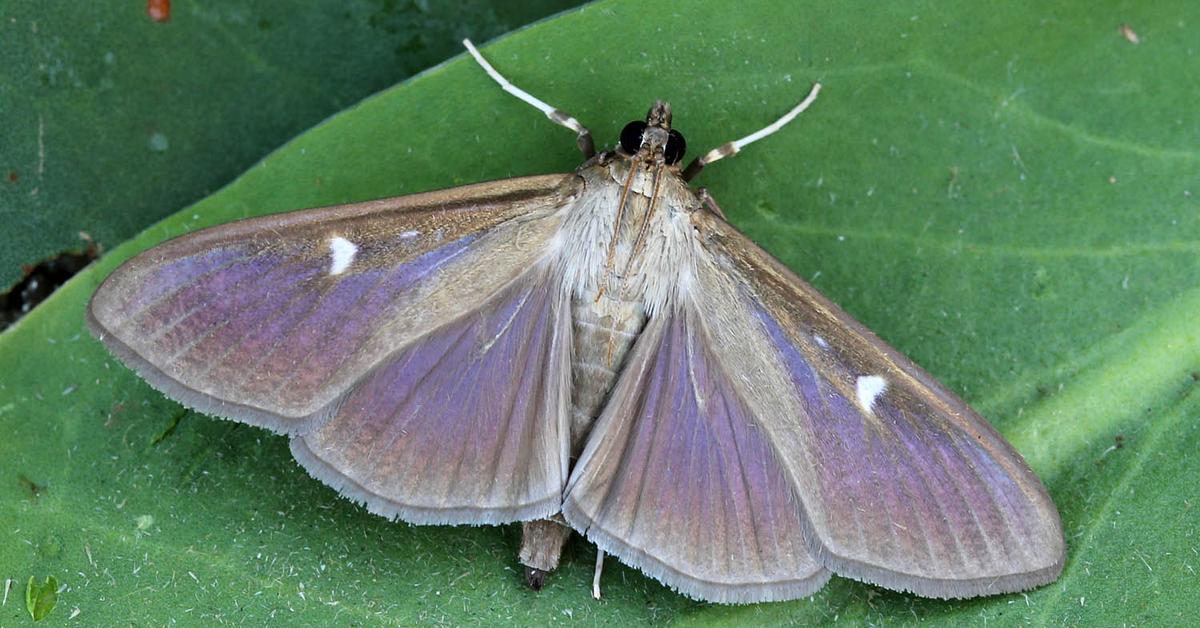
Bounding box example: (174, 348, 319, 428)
(568, 294, 646, 452)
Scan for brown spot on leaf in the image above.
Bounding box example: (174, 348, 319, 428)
(147, 0, 170, 22)
(18, 474, 45, 498)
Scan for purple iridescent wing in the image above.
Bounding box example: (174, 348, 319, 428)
(291, 265, 571, 524)
(90, 174, 581, 524)
(682, 211, 1065, 599)
(89, 174, 577, 434)
(563, 311, 830, 604)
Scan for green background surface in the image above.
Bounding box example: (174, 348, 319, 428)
(3, 0, 1199, 624)
(0, 0, 582, 295)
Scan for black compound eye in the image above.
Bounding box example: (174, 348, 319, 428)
(664, 129, 687, 165)
(619, 121, 647, 154)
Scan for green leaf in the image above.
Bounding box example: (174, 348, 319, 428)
(0, 0, 584, 293)
(25, 576, 58, 622)
(2, 0, 1198, 624)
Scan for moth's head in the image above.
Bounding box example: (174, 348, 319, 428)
(618, 100, 687, 166)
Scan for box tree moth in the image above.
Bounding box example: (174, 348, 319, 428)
(87, 39, 1064, 604)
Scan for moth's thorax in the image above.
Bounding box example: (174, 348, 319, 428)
(552, 157, 701, 315)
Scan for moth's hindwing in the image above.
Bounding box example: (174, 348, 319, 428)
(89, 173, 581, 523)
(292, 262, 573, 524)
(563, 309, 831, 604)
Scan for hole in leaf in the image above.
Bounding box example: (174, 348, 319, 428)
(1, 235, 100, 331)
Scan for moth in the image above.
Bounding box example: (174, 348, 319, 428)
(88, 40, 1065, 604)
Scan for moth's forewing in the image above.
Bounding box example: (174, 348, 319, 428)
(88, 174, 575, 434)
(89, 173, 587, 523)
(682, 212, 1065, 599)
(563, 310, 831, 604)
(292, 263, 573, 524)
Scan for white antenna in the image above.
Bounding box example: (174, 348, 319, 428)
(683, 82, 822, 180)
(463, 39, 594, 156)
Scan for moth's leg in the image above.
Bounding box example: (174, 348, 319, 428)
(697, 188, 728, 220)
(463, 39, 596, 158)
(519, 515, 573, 590)
(682, 82, 823, 182)
(592, 549, 605, 600)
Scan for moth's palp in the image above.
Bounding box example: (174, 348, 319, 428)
(463, 39, 596, 158)
(596, 156, 642, 301)
(623, 163, 666, 277)
(682, 82, 823, 182)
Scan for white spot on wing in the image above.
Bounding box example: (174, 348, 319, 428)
(328, 236, 357, 275)
(856, 375, 888, 414)
(813, 334, 829, 349)
(399, 230, 420, 239)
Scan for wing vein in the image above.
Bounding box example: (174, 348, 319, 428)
(402, 309, 493, 497)
(361, 315, 478, 495)
(889, 411, 973, 576)
(926, 426, 997, 572)
(809, 366, 871, 559)
(232, 275, 332, 387)
(945, 428, 1031, 568)
(625, 323, 675, 541)
(177, 268, 320, 384)
(479, 280, 547, 503)
(879, 413, 939, 569)
(133, 249, 261, 336)
(264, 262, 397, 399)
(717, 367, 769, 579)
(679, 325, 709, 573)
(162, 260, 312, 369)
(180, 265, 316, 382)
